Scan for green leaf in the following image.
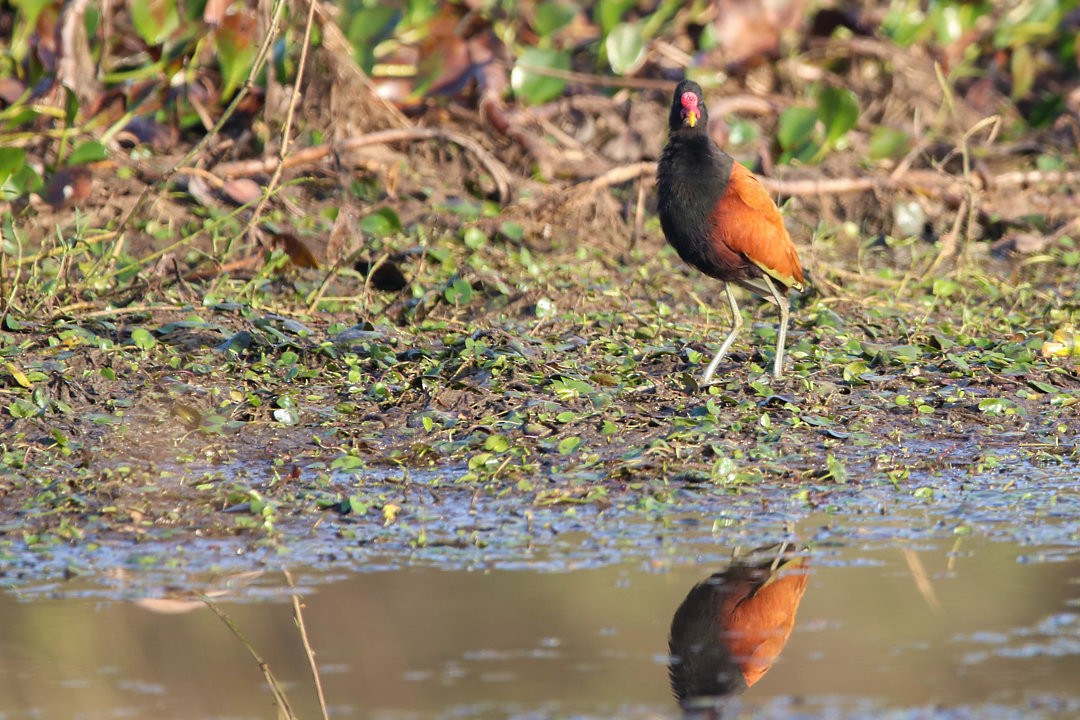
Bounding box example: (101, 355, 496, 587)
(346, 7, 400, 73)
(359, 207, 402, 237)
(534, 297, 557, 318)
(0, 147, 25, 181)
(484, 434, 511, 452)
(8, 399, 40, 419)
(777, 107, 818, 151)
(597, 0, 636, 35)
(445, 277, 474, 305)
(1010, 44, 1035, 99)
(331, 454, 365, 470)
(867, 127, 910, 161)
(0, 148, 39, 201)
(534, 1, 577, 36)
(842, 360, 869, 383)
(130, 327, 156, 350)
(216, 13, 257, 98)
(67, 140, 108, 167)
(511, 47, 570, 105)
(273, 406, 300, 425)
(826, 453, 848, 484)
(932, 278, 961, 298)
(557, 436, 581, 454)
(932, 3, 964, 46)
(605, 21, 647, 75)
(817, 85, 859, 149)
(462, 227, 487, 249)
(130, 0, 180, 45)
(978, 398, 1011, 415)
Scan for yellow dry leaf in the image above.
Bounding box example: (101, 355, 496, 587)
(382, 503, 401, 525)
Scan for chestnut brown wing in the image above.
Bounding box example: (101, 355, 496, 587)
(721, 557, 810, 687)
(709, 161, 805, 290)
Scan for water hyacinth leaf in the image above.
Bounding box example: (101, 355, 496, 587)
(129, 0, 180, 45)
(1010, 44, 1035, 99)
(817, 85, 859, 148)
(217, 331, 252, 354)
(1, 163, 41, 200)
(359, 207, 402, 237)
(534, 297, 557, 318)
(215, 9, 258, 97)
(445, 278, 474, 305)
(0, 147, 26, 181)
(8, 399, 40, 418)
(826, 453, 848, 483)
(605, 21, 647, 75)
(66, 140, 108, 167)
(511, 47, 570, 105)
(978, 398, 1011, 415)
(534, 1, 577, 36)
(484, 434, 511, 452)
(273, 406, 300, 425)
(843, 360, 869, 383)
(5, 363, 31, 388)
(331, 454, 365, 470)
(130, 328, 156, 350)
(597, 0, 636, 35)
(557, 436, 581, 454)
(868, 127, 910, 161)
(462, 227, 487, 249)
(346, 6, 400, 73)
(777, 106, 818, 158)
(932, 278, 961, 298)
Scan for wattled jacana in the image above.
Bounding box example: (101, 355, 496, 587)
(657, 80, 805, 381)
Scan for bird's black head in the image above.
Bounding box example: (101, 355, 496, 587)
(669, 80, 708, 133)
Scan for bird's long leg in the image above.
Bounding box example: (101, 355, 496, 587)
(759, 275, 791, 379)
(702, 283, 743, 383)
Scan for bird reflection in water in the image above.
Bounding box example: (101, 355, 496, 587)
(668, 543, 810, 717)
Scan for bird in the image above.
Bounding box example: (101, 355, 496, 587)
(657, 79, 805, 381)
(668, 544, 810, 714)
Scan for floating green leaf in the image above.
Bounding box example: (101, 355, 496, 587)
(534, 1, 577, 37)
(67, 140, 108, 167)
(605, 21, 647, 75)
(445, 277, 474, 305)
(868, 127, 910, 161)
(511, 47, 570, 105)
(817, 85, 860, 149)
(557, 436, 581, 454)
(360, 207, 402, 237)
(130, 328, 156, 350)
(130, 0, 180, 45)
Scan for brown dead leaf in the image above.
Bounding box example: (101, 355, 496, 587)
(711, 0, 807, 68)
(0, 78, 27, 106)
(185, 174, 220, 209)
(221, 177, 262, 205)
(203, 0, 232, 26)
(57, 0, 100, 105)
(327, 206, 358, 264)
(270, 232, 320, 269)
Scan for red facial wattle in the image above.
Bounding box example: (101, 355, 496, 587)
(680, 92, 700, 127)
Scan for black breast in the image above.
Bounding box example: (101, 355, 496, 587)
(657, 136, 748, 281)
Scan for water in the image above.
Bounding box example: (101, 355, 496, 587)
(2, 531, 1079, 719)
